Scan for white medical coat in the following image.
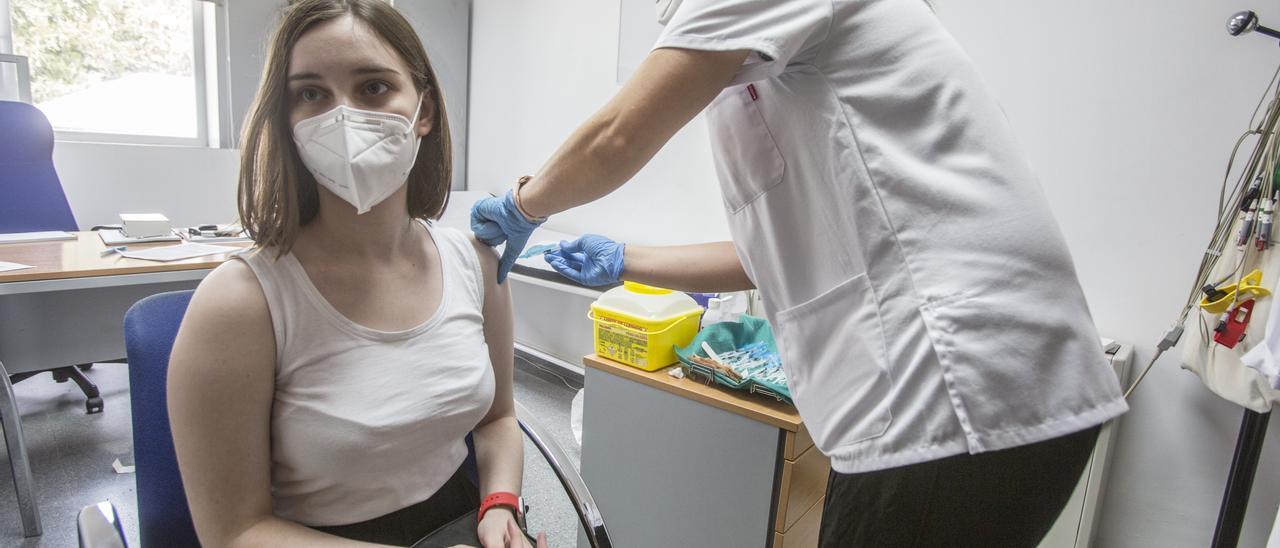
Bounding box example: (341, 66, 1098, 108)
(656, 0, 1128, 473)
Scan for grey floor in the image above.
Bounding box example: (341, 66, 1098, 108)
(0, 358, 584, 547)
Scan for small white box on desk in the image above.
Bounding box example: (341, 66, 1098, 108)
(120, 214, 171, 238)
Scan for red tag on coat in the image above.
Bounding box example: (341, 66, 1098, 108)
(1214, 299, 1256, 349)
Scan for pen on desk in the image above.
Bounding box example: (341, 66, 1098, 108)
(100, 246, 127, 257)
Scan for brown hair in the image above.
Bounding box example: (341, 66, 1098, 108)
(237, 0, 452, 254)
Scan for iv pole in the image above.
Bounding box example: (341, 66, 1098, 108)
(1212, 411, 1269, 547)
(1213, 13, 1277, 547)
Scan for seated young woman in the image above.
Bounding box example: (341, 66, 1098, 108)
(167, 1, 543, 546)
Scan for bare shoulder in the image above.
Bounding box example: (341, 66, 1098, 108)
(464, 232, 511, 313)
(188, 260, 269, 325)
(465, 231, 500, 276)
(173, 258, 274, 369)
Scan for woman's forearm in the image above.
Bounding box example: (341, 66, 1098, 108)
(518, 108, 648, 218)
(519, 48, 749, 218)
(227, 516, 389, 548)
(623, 241, 755, 293)
(472, 415, 525, 498)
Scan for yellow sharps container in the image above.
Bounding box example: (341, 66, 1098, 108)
(589, 282, 704, 371)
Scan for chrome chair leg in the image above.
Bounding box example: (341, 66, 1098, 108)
(0, 359, 42, 537)
(78, 501, 126, 548)
(514, 400, 611, 548)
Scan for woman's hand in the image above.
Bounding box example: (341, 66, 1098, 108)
(476, 509, 547, 548)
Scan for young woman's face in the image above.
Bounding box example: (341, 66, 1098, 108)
(286, 15, 433, 137)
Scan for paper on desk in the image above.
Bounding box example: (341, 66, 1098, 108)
(121, 243, 239, 262)
(0, 261, 35, 272)
(0, 231, 76, 244)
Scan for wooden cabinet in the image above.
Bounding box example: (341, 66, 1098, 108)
(775, 432, 829, 540)
(774, 496, 824, 548)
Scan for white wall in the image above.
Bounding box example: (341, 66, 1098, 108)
(398, 0, 472, 190)
(469, 0, 730, 245)
(54, 143, 239, 229)
(471, 1, 1280, 545)
(224, 0, 287, 149)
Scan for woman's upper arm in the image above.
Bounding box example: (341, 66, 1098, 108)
(167, 260, 277, 547)
(471, 235, 515, 422)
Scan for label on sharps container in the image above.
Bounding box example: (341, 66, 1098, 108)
(597, 322, 649, 367)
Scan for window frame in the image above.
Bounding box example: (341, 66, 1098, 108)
(0, 53, 31, 102)
(0, 0, 227, 148)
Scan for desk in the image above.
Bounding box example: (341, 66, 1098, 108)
(579, 355, 829, 548)
(0, 232, 247, 537)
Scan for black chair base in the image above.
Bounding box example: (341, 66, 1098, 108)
(11, 364, 103, 415)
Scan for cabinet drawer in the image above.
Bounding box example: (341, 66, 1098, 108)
(775, 443, 830, 532)
(773, 496, 823, 548)
(783, 426, 814, 460)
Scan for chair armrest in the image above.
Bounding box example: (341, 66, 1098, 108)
(513, 400, 612, 548)
(78, 501, 127, 548)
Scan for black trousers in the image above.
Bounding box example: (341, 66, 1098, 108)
(313, 464, 480, 547)
(818, 425, 1101, 548)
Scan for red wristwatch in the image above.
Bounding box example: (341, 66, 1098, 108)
(478, 491, 524, 526)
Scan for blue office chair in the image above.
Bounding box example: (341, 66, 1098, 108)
(84, 290, 611, 548)
(0, 100, 77, 233)
(122, 291, 199, 547)
(0, 100, 105, 415)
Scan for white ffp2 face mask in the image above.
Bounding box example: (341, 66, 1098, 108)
(656, 0, 683, 26)
(292, 101, 423, 215)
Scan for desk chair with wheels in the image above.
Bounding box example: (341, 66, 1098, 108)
(0, 100, 104, 415)
(77, 290, 611, 548)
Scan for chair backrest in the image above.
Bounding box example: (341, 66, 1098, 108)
(124, 290, 199, 547)
(0, 100, 78, 233)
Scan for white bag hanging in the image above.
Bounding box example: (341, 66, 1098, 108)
(1180, 225, 1280, 412)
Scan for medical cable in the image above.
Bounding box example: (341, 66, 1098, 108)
(515, 353, 579, 391)
(1125, 60, 1280, 398)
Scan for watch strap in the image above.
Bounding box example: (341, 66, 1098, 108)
(478, 491, 523, 524)
(513, 176, 548, 223)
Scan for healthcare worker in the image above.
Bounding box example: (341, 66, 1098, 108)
(471, 1, 1128, 545)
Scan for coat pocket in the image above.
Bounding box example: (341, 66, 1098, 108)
(775, 273, 894, 453)
(916, 290, 1117, 442)
(706, 85, 785, 213)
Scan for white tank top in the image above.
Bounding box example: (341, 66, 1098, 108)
(236, 223, 495, 526)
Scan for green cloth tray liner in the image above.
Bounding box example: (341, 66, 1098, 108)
(674, 315, 792, 403)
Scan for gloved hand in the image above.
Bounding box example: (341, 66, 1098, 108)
(544, 235, 626, 287)
(470, 190, 546, 283)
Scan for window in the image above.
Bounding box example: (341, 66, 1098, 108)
(0, 0, 223, 146)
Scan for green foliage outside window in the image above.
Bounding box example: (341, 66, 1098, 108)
(11, 0, 192, 103)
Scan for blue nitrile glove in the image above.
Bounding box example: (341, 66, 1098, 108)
(470, 190, 546, 283)
(544, 235, 626, 287)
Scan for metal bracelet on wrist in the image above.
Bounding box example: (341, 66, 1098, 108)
(513, 175, 548, 223)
